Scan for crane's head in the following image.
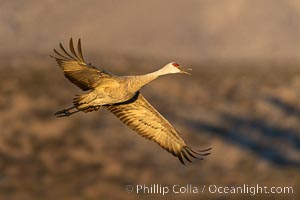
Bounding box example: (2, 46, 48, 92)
(163, 62, 192, 75)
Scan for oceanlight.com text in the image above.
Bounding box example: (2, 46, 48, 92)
(125, 184, 294, 196)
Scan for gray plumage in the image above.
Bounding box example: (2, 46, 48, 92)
(51, 38, 211, 165)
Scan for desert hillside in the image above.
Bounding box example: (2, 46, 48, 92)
(1, 0, 300, 61)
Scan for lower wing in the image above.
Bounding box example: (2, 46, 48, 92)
(105, 92, 211, 165)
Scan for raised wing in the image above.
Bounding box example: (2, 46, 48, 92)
(105, 92, 211, 165)
(51, 38, 113, 91)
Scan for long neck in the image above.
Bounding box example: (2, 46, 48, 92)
(144, 66, 172, 78)
(127, 68, 168, 93)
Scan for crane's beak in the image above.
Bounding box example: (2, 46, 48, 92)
(179, 66, 192, 75)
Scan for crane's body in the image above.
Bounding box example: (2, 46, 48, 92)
(51, 38, 211, 165)
(73, 71, 169, 112)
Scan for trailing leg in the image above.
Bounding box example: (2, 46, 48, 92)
(54, 106, 80, 117)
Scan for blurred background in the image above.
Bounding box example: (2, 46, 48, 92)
(0, 0, 300, 199)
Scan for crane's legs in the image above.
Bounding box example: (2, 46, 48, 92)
(54, 106, 80, 117)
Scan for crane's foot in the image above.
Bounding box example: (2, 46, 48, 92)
(54, 106, 79, 118)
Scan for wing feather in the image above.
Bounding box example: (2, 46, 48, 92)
(77, 39, 86, 62)
(69, 38, 79, 60)
(59, 42, 76, 60)
(105, 92, 211, 165)
(51, 38, 112, 91)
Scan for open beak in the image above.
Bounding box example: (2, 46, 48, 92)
(179, 66, 192, 75)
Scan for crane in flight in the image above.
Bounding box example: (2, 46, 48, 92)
(51, 38, 211, 165)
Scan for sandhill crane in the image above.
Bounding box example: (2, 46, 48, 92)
(51, 38, 211, 165)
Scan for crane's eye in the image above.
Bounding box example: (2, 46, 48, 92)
(172, 62, 180, 68)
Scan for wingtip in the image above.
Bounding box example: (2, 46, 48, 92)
(50, 48, 58, 57)
(200, 147, 212, 152)
(202, 152, 211, 156)
(180, 160, 186, 166)
(178, 153, 185, 165)
(179, 146, 212, 164)
(77, 38, 85, 62)
(182, 150, 192, 163)
(69, 37, 74, 49)
(78, 38, 82, 48)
